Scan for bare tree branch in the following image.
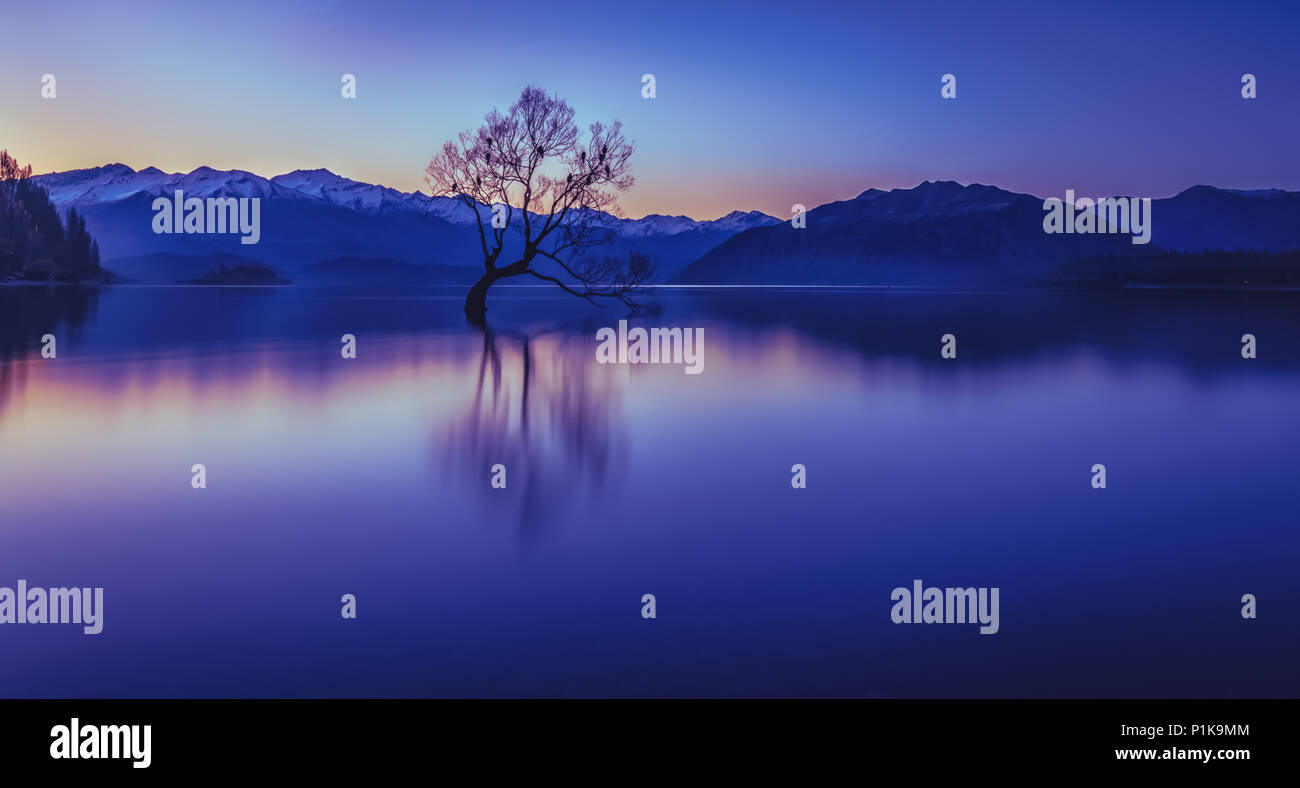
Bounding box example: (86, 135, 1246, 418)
(425, 87, 652, 319)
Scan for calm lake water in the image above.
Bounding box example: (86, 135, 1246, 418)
(1, 284, 1296, 697)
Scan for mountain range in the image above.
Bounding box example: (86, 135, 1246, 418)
(675, 181, 1300, 286)
(30, 165, 1300, 286)
(32, 164, 778, 283)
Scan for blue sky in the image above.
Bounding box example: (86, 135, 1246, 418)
(1, 0, 1296, 218)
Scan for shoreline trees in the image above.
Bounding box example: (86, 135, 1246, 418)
(1, 149, 103, 282)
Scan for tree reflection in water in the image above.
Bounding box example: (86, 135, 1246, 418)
(443, 327, 625, 529)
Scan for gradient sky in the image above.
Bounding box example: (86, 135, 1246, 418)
(1, 0, 1296, 219)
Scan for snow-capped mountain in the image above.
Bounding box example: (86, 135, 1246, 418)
(615, 210, 779, 238)
(35, 164, 778, 234)
(29, 166, 1298, 286)
(268, 168, 468, 222)
(30, 164, 778, 281)
(37, 164, 282, 203)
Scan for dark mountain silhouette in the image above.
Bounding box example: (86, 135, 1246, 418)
(1145, 185, 1300, 252)
(674, 182, 1299, 286)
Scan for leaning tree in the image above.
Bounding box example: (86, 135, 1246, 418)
(426, 86, 654, 322)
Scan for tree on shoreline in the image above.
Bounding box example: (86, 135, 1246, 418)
(426, 87, 654, 323)
(0, 149, 102, 281)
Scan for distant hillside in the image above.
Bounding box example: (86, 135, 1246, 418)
(674, 182, 1136, 287)
(1148, 186, 1300, 253)
(104, 251, 279, 283)
(190, 264, 290, 285)
(674, 182, 1300, 287)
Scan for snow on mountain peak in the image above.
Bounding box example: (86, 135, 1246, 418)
(708, 209, 780, 233)
(617, 209, 778, 238)
(31, 163, 775, 236)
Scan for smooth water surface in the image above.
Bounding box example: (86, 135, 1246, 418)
(1, 284, 1296, 697)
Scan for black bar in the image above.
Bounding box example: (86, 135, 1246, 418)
(0, 698, 1286, 776)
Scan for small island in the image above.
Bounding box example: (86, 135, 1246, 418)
(188, 264, 290, 286)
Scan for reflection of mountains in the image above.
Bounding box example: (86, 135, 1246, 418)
(444, 328, 625, 527)
(688, 288, 1300, 374)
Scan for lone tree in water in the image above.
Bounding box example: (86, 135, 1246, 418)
(426, 86, 653, 322)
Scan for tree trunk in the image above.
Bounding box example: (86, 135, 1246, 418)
(466, 255, 533, 325)
(464, 271, 497, 325)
